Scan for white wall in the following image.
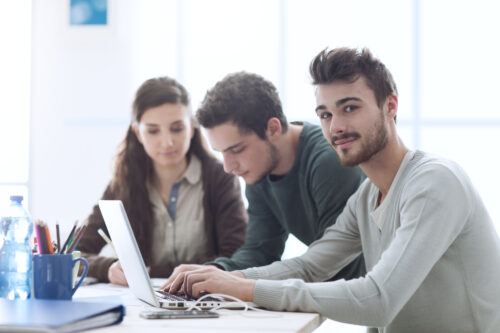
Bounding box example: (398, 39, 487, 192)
(31, 0, 136, 235)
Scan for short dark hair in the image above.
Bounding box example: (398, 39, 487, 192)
(309, 47, 398, 108)
(196, 72, 287, 139)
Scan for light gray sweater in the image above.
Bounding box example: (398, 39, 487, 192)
(242, 150, 500, 333)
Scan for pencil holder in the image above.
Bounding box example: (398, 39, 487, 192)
(33, 254, 88, 300)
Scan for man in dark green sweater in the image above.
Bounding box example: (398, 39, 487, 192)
(163, 72, 366, 286)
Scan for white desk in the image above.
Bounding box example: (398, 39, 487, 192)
(74, 282, 324, 333)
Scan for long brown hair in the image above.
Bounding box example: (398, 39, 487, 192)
(110, 77, 210, 261)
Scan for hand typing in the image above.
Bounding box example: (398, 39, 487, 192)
(161, 264, 254, 301)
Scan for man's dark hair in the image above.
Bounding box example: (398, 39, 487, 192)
(196, 72, 287, 139)
(309, 47, 398, 109)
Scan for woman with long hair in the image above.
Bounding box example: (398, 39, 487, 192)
(77, 77, 247, 285)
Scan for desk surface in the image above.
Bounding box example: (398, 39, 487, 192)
(74, 281, 324, 333)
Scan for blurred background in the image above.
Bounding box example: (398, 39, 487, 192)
(1, 0, 499, 261)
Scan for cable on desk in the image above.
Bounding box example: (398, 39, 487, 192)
(186, 293, 283, 318)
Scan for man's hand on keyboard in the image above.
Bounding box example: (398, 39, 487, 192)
(161, 264, 253, 301)
(161, 264, 206, 294)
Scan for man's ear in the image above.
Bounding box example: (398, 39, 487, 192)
(132, 123, 143, 144)
(385, 94, 398, 121)
(265, 117, 282, 141)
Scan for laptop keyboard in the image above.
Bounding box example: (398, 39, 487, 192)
(155, 289, 223, 302)
(155, 289, 195, 301)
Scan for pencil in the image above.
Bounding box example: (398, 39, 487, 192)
(66, 221, 88, 253)
(36, 220, 50, 254)
(60, 220, 78, 254)
(66, 226, 80, 250)
(56, 222, 61, 253)
(42, 221, 54, 254)
(97, 228, 115, 251)
(34, 220, 44, 254)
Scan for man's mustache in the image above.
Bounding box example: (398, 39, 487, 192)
(330, 133, 361, 146)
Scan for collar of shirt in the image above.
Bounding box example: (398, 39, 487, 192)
(183, 154, 202, 185)
(147, 154, 202, 210)
(371, 150, 416, 230)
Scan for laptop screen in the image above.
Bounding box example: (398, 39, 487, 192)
(98, 200, 161, 307)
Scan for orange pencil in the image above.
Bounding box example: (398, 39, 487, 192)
(42, 221, 54, 254)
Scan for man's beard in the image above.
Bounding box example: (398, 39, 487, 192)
(331, 112, 388, 167)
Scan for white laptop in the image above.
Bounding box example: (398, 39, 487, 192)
(98, 200, 250, 310)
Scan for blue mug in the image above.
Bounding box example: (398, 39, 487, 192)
(33, 254, 89, 300)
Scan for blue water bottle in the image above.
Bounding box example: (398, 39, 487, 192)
(0, 195, 34, 299)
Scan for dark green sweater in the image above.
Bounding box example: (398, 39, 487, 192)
(213, 122, 366, 280)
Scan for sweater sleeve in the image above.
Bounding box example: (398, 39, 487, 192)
(212, 184, 288, 271)
(76, 184, 118, 282)
(244, 163, 472, 327)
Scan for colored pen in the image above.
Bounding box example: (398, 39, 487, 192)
(56, 222, 61, 253)
(36, 221, 50, 254)
(66, 221, 88, 253)
(60, 220, 78, 254)
(66, 225, 80, 250)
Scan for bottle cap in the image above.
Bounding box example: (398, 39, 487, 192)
(10, 195, 24, 203)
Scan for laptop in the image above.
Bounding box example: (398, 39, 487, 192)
(98, 200, 251, 310)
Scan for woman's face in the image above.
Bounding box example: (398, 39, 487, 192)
(133, 103, 193, 170)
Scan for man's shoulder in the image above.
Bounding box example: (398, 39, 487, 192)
(297, 123, 362, 177)
(297, 122, 336, 161)
(400, 150, 472, 197)
(407, 151, 465, 179)
(298, 121, 326, 146)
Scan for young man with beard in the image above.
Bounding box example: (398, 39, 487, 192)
(163, 49, 500, 333)
(163, 71, 366, 282)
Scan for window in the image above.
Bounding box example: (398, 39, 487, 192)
(419, 0, 500, 234)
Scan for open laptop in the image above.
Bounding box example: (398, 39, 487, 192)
(98, 200, 251, 310)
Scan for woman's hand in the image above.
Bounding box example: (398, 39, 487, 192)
(108, 261, 128, 286)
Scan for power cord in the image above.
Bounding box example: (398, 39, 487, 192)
(185, 293, 283, 318)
